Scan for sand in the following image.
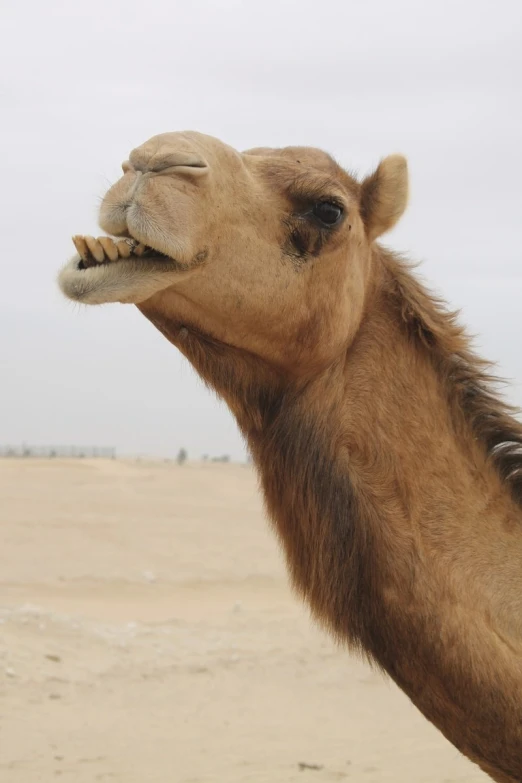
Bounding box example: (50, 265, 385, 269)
(0, 458, 487, 782)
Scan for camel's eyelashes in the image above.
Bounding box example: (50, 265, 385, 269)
(312, 201, 343, 226)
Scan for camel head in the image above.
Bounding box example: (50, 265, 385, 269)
(59, 131, 408, 373)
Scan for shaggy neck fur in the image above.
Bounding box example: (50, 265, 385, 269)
(140, 248, 522, 782)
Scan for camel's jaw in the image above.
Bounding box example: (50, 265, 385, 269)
(58, 235, 196, 305)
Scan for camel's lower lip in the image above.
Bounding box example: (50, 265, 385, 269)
(57, 248, 186, 306)
(57, 233, 201, 305)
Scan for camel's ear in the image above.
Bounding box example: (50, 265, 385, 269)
(360, 155, 408, 240)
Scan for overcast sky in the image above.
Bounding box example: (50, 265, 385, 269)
(1, 0, 521, 460)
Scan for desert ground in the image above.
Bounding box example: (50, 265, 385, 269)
(0, 458, 488, 782)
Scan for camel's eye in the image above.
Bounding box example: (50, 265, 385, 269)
(312, 201, 343, 226)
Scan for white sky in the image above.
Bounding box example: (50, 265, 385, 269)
(1, 0, 521, 460)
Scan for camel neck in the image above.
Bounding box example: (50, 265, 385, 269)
(140, 282, 522, 779)
(247, 296, 522, 782)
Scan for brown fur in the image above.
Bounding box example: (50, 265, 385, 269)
(59, 132, 522, 781)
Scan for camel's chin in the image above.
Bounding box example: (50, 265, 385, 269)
(57, 255, 185, 305)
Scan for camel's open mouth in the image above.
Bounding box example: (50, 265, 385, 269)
(58, 234, 189, 306)
(72, 235, 172, 269)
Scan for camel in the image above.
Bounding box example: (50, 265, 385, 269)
(57, 131, 522, 782)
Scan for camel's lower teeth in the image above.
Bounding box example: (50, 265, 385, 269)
(72, 235, 153, 268)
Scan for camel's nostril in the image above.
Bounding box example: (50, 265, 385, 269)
(152, 159, 209, 175)
(130, 151, 208, 175)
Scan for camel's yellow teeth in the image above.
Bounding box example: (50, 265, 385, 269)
(134, 243, 146, 257)
(116, 240, 132, 259)
(85, 236, 105, 263)
(98, 237, 119, 262)
(72, 235, 89, 262)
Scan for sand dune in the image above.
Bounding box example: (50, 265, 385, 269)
(0, 458, 487, 782)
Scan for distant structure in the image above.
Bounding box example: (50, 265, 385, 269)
(176, 447, 188, 465)
(0, 445, 116, 459)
